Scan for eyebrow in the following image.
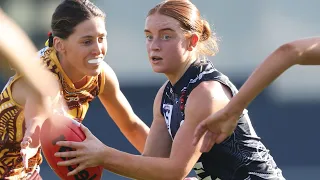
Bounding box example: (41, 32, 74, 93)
(80, 33, 107, 39)
(144, 28, 175, 33)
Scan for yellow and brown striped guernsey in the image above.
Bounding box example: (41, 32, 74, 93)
(0, 75, 42, 177)
(41, 47, 105, 122)
(0, 47, 105, 177)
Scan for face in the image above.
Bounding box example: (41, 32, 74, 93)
(144, 13, 192, 74)
(58, 17, 107, 77)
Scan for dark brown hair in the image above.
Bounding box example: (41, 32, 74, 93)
(51, 0, 105, 41)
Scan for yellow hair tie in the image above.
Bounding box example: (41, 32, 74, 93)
(45, 32, 53, 47)
(45, 39, 49, 47)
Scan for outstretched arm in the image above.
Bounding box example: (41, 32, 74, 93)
(0, 9, 59, 98)
(0, 9, 64, 166)
(227, 37, 320, 113)
(98, 62, 149, 153)
(193, 37, 320, 152)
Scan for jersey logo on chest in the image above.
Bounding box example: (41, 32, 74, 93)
(163, 104, 173, 138)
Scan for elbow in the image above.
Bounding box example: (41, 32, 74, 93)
(127, 120, 148, 136)
(167, 166, 190, 180)
(276, 42, 301, 65)
(131, 116, 149, 135)
(149, 163, 189, 180)
(120, 119, 148, 146)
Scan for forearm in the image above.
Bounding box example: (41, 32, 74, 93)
(102, 147, 182, 180)
(24, 117, 45, 147)
(227, 44, 298, 113)
(292, 37, 320, 65)
(229, 38, 320, 112)
(121, 116, 149, 153)
(0, 10, 59, 99)
(0, 11, 38, 68)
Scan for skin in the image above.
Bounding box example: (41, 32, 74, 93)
(193, 37, 320, 152)
(54, 17, 149, 153)
(0, 9, 58, 96)
(53, 17, 107, 83)
(54, 16, 149, 153)
(2, 14, 149, 171)
(54, 13, 232, 180)
(0, 9, 60, 170)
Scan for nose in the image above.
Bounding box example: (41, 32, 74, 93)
(92, 39, 106, 56)
(150, 39, 160, 51)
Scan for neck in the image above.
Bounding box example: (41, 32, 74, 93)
(57, 53, 88, 88)
(166, 58, 195, 85)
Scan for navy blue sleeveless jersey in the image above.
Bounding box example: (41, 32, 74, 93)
(161, 60, 285, 180)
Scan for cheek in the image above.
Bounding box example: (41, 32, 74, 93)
(145, 41, 152, 55)
(102, 41, 108, 55)
(165, 41, 185, 57)
(67, 46, 87, 64)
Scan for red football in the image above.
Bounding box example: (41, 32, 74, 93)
(40, 114, 103, 180)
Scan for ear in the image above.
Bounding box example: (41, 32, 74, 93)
(53, 37, 65, 53)
(187, 34, 199, 51)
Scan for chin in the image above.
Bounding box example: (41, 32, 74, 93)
(87, 67, 102, 76)
(151, 64, 168, 74)
(151, 67, 166, 74)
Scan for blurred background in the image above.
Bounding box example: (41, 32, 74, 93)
(1, 0, 320, 179)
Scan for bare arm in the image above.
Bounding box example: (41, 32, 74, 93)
(227, 37, 320, 114)
(193, 37, 320, 152)
(98, 62, 149, 153)
(20, 81, 48, 146)
(55, 81, 231, 179)
(142, 83, 172, 157)
(0, 9, 58, 99)
(98, 81, 230, 180)
(12, 78, 52, 168)
(0, 8, 61, 147)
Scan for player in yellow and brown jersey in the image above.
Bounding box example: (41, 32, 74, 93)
(0, 0, 150, 179)
(0, 7, 59, 180)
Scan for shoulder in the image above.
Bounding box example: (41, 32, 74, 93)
(189, 80, 232, 103)
(185, 81, 231, 120)
(100, 61, 117, 82)
(11, 76, 39, 106)
(98, 62, 120, 96)
(154, 81, 169, 104)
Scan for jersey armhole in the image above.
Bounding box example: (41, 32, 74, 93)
(160, 83, 170, 117)
(98, 68, 106, 96)
(5, 73, 24, 108)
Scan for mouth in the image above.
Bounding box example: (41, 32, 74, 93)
(151, 56, 163, 61)
(88, 57, 103, 65)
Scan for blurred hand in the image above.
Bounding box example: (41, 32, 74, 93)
(192, 108, 241, 152)
(20, 137, 39, 169)
(54, 124, 106, 176)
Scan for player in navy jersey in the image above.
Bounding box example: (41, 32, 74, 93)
(55, 1, 285, 179)
(193, 37, 320, 153)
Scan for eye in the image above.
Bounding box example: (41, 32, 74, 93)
(161, 35, 171, 40)
(83, 40, 92, 45)
(98, 36, 106, 43)
(145, 34, 153, 41)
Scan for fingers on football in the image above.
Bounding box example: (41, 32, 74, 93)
(56, 141, 82, 149)
(67, 164, 87, 176)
